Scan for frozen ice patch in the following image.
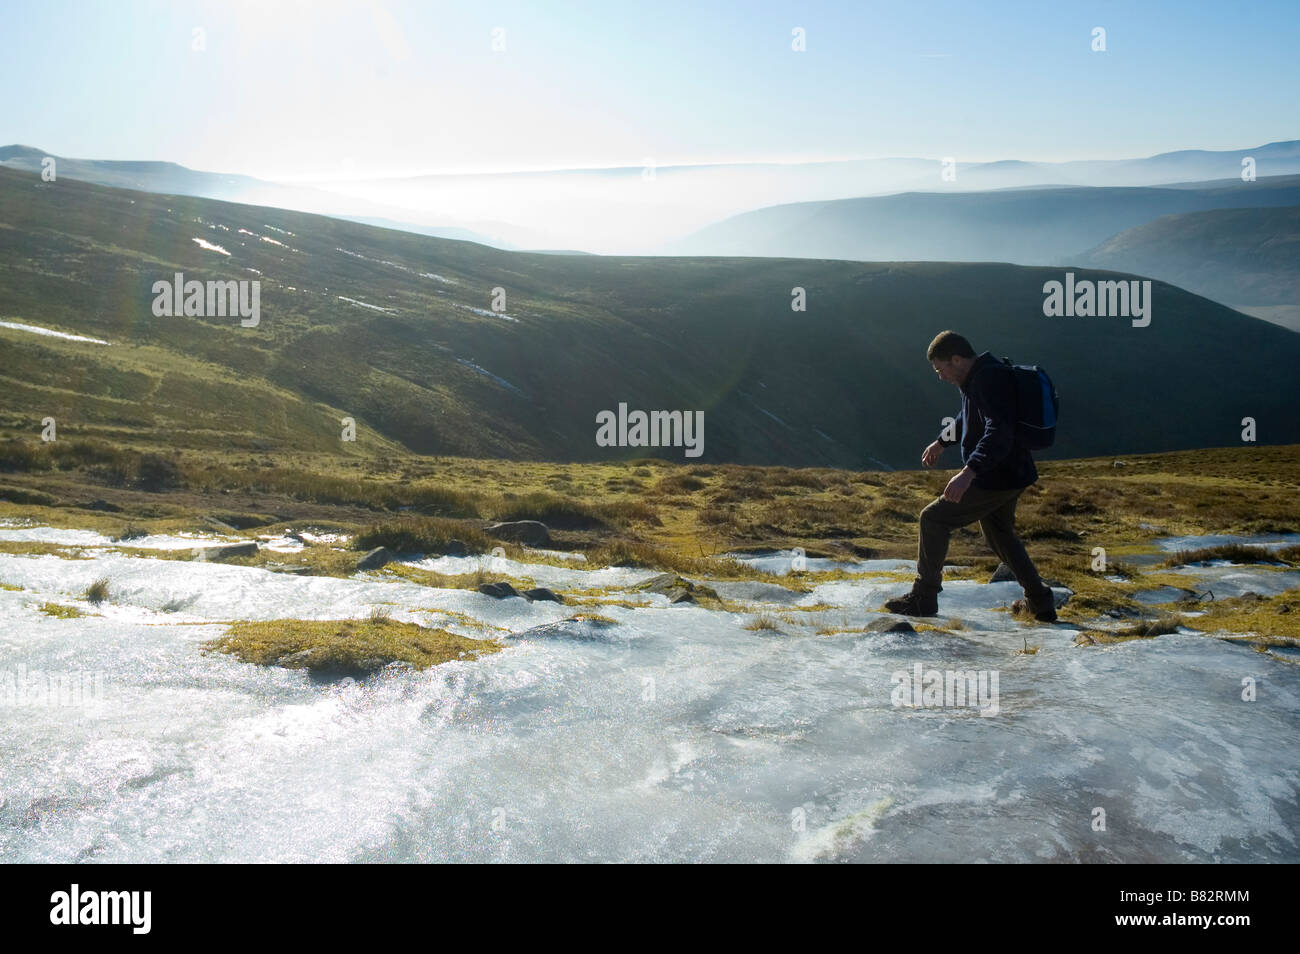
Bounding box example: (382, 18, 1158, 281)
(1155, 532, 1300, 553)
(727, 551, 911, 576)
(791, 797, 893, 863)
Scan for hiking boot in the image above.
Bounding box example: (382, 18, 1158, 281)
(882, 590, 938, 617)
(1012, 585, 1057, 623)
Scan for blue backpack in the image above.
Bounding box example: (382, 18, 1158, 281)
(997, 357, 1059, 450)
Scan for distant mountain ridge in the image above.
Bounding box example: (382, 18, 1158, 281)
(7, 140, 1298, 255)
(0, 144, 512, 249)
(295, 140, 1300, 252)
(670, 176, 1300, 264)
(316, 140, 1300, 202)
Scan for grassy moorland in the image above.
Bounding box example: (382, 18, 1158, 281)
(1078, 204, 1300, 311)
(4, 165, 1300, 472)
(2, 437, 1297, 647)
(4, 165, 1299, 658)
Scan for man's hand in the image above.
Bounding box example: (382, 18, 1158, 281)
(922, 440, 945, 468)
(943, 466, 975, 503)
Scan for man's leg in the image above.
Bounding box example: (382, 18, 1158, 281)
(913, 487, 1022, 596)
(979, 491, 1053, 610)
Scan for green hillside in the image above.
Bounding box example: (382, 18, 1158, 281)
(1078, 205, 1300, 311)
(2, 165, 1299, 469)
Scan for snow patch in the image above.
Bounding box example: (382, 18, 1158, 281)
(337, 296, 395, 314)
(0, 322, 110, 345)
(456, 303, 519, 322)
(454, 358, 524, 395)
(192, 237, 230, 256)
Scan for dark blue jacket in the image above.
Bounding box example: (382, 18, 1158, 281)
(936, 351, 1038, 491)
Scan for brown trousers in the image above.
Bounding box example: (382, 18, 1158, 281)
(912, 485, 1044, 596)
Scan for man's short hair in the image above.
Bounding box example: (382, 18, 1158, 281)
(927, 331, 976, 362)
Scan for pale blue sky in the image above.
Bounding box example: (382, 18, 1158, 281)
(2, 0, 1296, 179)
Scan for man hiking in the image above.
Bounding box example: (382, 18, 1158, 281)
(882, 330, 1057, 621)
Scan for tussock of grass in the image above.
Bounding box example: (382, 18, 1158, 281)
(85, 578, 109, 605)
(1121, 615, 1183, 638)
(0, 437, 141, 475)
(777, 602, 837, 613)
(189, 464, 484, 516)
(588, 540, 708, 574)
(711, 484, 774, 503)
(559, 594, 653, 609)
(1016, 515, 1082, 541)
(205, 617, 500, 673)
(657, 474, 707, 494)
(355, 516, 492, 554)
(869, 502, 916, 523)
(764, 493, 876, 529)
(40, 602, 89, 618)
(103, 542, 365, 578)
(255, 547, 363, 577)
(0, 484, 59, 507)
(743, 612, 782, 632)
(1183, 588, 1300, 642)
(1107, 560, 1140, 579)
(1084, 614, 1184, 644)
(0, 581, 24, 591)
(384, 562, 534, 592)
(940, 561, 999, 582)
(1162, 544, 1288, 568)
(492, 491, 654, 529)
(0, 541, 96, 560)
(1035, 489, 1100, 516)
(585, 540, 786, 583)
(766, 467, 837, 490)
(1035, 560, 1140, 621)
(631, 573, 732, 611)
(401, 483, 484, 517)
(417, 606, 510, 635)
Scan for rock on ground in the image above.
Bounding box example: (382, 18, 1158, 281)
(192, 541, 260, 561)
(478, 581, 523, 599)
(485, 520, 551, 547)
(356, 546, 396, 571)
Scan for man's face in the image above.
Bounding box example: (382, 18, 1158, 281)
(931, 356, 966, 386)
